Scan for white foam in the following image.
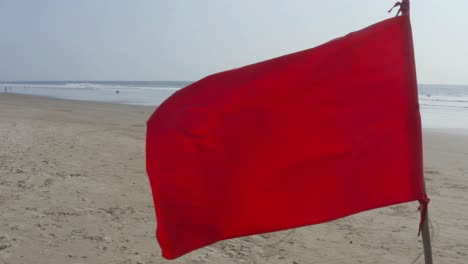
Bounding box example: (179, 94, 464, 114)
(419, 95, 468, 109)
(1, 83, 181, 91)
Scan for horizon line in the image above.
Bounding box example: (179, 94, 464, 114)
(1, 80, 468, 87)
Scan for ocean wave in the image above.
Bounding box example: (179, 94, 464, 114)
(419, 95, 468, 103)
(420, 104, 468, 109)
(1, 83, 181, 91)
(64, 82, 122, 89)
(419, 94, 468, 109)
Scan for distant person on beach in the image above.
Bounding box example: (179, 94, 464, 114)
(4, 87, 6, 93)
(116, 90, 120, 94)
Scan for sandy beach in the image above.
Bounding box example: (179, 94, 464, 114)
(0, 94, 467, 264)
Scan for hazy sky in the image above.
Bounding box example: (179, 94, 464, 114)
(1, 0, 467, 84)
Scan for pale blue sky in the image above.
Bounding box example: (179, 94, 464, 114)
(1, 0, 467, 84)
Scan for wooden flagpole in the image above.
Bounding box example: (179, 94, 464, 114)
(404, 0, 434, 262)
(421, 205, 433, 264)
(389, 1, 434, 263)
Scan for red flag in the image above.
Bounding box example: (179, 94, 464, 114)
(146, 14, 426, 259)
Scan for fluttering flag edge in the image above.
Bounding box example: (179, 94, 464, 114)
(158, 197, 423, 259)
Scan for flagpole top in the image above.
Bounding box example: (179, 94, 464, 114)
(388, 0, 410, 16)
(401, 0, 410, 15)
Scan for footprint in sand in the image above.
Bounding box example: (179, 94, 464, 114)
(0, 234, 15, 252)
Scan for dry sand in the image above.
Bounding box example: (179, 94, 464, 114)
(0, 94, 467, 264)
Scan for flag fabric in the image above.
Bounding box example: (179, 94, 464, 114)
(146, 13, 426, 259)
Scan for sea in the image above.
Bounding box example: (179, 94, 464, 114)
(1, 81, 467, 130)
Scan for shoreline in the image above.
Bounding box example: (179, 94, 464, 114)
(1, 92, 158, 109)
(3, 92, 468, 134)
(424, 127, 468, 136)
(1, 94, 467, 263)
(2, 84, 176, 107)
